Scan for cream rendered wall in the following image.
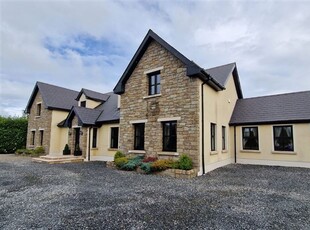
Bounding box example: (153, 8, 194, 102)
(235, 123, 310, 168)
(88, 124, 119, 161)
(78, 94, 101, 108)
(201, 74, 239, 172)
(49, 110, 69, 155)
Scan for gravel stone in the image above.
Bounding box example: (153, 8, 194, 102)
(0, 154, 309, 229)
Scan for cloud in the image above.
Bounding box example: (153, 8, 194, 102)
(1, 0, 310, 116)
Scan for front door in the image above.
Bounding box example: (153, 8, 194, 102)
(74, 128, 81, 155)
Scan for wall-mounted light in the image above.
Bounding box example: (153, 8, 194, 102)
(80, 130, 83, 135)
(68, 130, 72, 136)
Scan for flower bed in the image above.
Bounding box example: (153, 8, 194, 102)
(109, 151, 197, 178)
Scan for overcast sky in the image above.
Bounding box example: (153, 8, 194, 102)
(1, 0, 310, 117)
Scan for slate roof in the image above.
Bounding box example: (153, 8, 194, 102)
(76, 88, 110, 102)
(230, 91, 310, 125)
(26, 82, 79, 113)
(114, 29, 231, 95)
(60, 92, 119, 127)
(69, 106, 103, 126)
(206, 63, 236, 86)
(96, 93, 120, 123)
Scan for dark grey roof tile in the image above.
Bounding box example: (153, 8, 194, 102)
(230, 91, 310, 125)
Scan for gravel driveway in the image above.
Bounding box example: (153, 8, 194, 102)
(0, 154, 309, 230)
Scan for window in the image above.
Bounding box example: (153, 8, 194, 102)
(222, 126, 226, 150)
(92, 128, 97, 148)
(148, 72, 161, 95)
(31, 131, 35, 145)
(211, 123, 216, 151)
(242, 127, 259, 150)
(162, 121, 177, 152)
(40, 130, 44, 146)
(36, 103, 41, 116)
(110, 127, 119, 149)
(80, 101, 86, 107)
(273, 126, 294, 151)
(134, 123, 145, 150)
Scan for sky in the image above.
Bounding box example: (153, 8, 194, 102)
(1, 0, 310, 117)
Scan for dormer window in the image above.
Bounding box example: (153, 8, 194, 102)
(80, 101, 86, 107)
(36, 103, 41, 116)
(148, 71, 161, 95)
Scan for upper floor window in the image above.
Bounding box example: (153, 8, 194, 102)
(110, 127, 119, 149)
(211, 123, 216, 151)
(273, 126, 294, 151)
(222, 126, 226, 150)
(134, 123, 145, 150)
(36, 103, 41, 116)
(162, 121, 177, 152)
(92, 128, 97, 148)
(242, 127, 259, 150)
(80, 101, 86, 107)
(148, 71, 161, 95)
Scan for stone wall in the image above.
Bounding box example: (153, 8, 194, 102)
(119, 40, 200, 168)
(26, 91, 52, 154)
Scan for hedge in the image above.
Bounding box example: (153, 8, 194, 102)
(0, 116, 28, 154)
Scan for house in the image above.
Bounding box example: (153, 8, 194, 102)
(26, 29, 310, 174)
(25, 82, 120, 161)
(113, 29, 310, 175)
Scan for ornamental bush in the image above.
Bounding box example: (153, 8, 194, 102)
(150, 159, 175, 172)
(114, 151, 125, 161)
(121, 156, 143, 171)
(176, 154, 193, 170)
(114, 157, 128, 168)
(140, 162, 152, 174)
(142, 156, 158, 163)
(0, 116, 28, 154)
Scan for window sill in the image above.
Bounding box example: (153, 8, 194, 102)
(91, 148, 98, 150)
(240, 150, 261, 154)
(158, 152, 179, 156)
(35, 116, 41, 118)
(221, 150, 228, 153)
(108, 148, 118, 151)
(128, 150, 146, 154)
(143, 94, 162, 99)
(210, 151, 218, 155)
(272, 151, 297, 155)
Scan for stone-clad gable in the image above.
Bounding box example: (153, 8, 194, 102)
(26, 90, 52, 153)
(119, 40, 200, 167)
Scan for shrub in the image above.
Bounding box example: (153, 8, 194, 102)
(114, 151, 125, 161)
(176, 154, 193, 170)
(16, 149, 27, 154)
(150, 159, 175, 172)
(122, 156, 143, 171)
(140, 162, 152, 174)
(33, 146, 45, 155)
(114, 157, 128, 168)
(142, 156, 158, 163)
(0, 116, 28, 154)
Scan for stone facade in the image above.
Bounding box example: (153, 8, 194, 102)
(26, 91, 52, 153)
(119, 41, 200, 168)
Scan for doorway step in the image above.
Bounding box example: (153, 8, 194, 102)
(32, 155, 84, 164)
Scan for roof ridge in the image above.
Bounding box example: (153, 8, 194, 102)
(37, 81, 79, 93)
(241, 90, 310, 100)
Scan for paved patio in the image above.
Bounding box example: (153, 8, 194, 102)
(0, 154, 309, 229)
